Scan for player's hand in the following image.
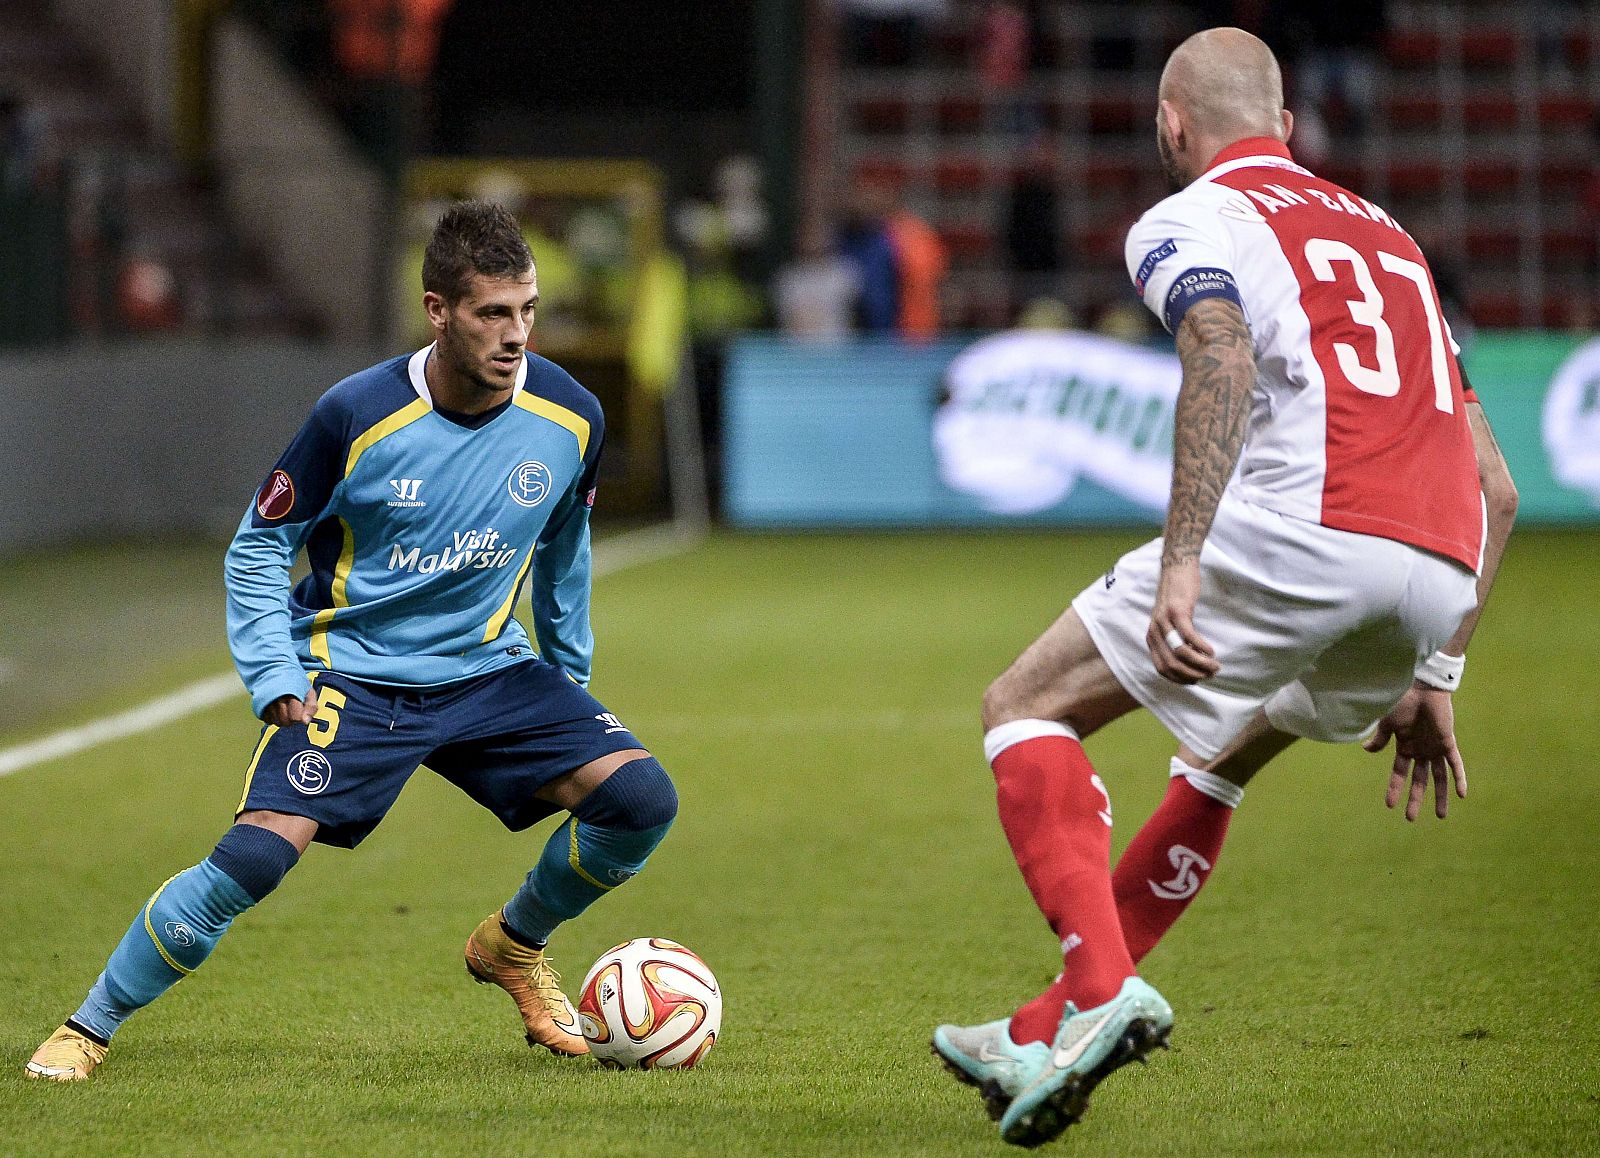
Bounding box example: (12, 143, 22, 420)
(263, 689, 320, 727)
(1364, 684, 1466, 821)
(1148, 558, 1219, 685)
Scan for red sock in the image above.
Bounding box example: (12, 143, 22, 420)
(988, 721, 1134, 1046)
(1112, 763, 1238, 964)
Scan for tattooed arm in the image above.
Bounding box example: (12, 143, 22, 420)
(1146, 296, 1256, 684)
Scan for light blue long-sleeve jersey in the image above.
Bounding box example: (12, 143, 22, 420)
(225, 346, 604, 717)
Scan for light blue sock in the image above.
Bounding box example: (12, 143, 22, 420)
(71, 861, 257, 1041)
(502, 817, 674, 945)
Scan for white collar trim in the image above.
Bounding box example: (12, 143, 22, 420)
(405, 343, 529, 408)
(1204, 155, 1313, 183)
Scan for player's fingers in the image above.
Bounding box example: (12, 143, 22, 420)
(1148, 622, 1201, 684)
(1160, 622, 1220, 681)
(293, 691, 319, 725)
(1160, 651, 1213, 685)
(1166, 609, 1217, 661)
(1180, 647, 1221, 679)
(1385, 763, 1408, 809)
(1164, 654, 1218, 683)
(1449, 744, 1468, 800)
(1433, 757, 1450, 819)
(1363, 718, 1393, 753)
(1406, 760, 1428, 822)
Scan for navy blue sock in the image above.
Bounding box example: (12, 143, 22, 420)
(502, 758, 678, 944)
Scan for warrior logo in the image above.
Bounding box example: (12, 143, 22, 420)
(163, 921, 197, 948)
(286, 749, 333, 795)
(388, 478, 425, 507)
(1149, 844, 1211, 900)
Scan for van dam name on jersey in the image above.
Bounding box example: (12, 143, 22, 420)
(387, 528, 519, 575)
(1221, 180, 1408, 237)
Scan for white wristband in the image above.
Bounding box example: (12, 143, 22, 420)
(1416, 650, 1465, 691)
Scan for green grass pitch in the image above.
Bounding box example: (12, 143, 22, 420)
(2, 530, 1597, 1154)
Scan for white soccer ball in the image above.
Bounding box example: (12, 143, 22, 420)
(576, 937, 721, 1069)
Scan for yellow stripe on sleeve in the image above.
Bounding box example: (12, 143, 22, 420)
(513, 393, 590, 459)
(309, 519, 356, 666)
(344, 398, 431, 478)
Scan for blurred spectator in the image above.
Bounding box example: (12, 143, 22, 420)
(838, 178, 949, 340)
(1005, 138, 1061, 276)
(838, 0, 950, 67)
(330, 0, 452, 86)
(775, 225, 860, 339)
(713, 155, 770, 281)
(328, 0, 454, 162)
(886, 198, 947, 341)
(1287, 106, 1330, 170)
(684, 221, 764, 344)
(567, 202, 634, 324)
(839, 181, 901, 332)
(0, 91, 68, 345)
(981, 1, 1039, 136)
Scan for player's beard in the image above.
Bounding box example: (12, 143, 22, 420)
(438, 320, 504, 399)
(1157, 123, 1185, 193)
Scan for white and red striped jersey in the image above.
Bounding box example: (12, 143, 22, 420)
(1125, 137, 1484, 572)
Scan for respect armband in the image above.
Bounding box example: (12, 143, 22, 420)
(1415, 650, 1465, 692)
(1163, 267, 1242, 333)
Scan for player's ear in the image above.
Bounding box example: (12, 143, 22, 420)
(423, 290, 449, 332)
(1158, 100, 1183, 149)
(1280, 107, 1294, 144)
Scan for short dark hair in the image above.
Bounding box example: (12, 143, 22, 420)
(422, 200, 534, 303)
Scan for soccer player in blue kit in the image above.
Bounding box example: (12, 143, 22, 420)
(26, 201, 678, 1080)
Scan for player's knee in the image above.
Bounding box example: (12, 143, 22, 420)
(574, 756, 678, 832)
(205, 822, 302, 904)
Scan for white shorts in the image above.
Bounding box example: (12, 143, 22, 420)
(1072, 497, 1478, 761)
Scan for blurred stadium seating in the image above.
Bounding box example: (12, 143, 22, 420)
(831, 2, 1600, 330)
(0, 0, 318, 340)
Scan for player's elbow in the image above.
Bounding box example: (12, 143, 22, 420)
(1484, 463, 1519, 528)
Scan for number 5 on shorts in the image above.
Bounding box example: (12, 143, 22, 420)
(307, 686, 346, 748)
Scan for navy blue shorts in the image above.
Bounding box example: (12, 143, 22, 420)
(236, 661, 645, 848)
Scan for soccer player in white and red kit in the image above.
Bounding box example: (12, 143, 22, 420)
(934, 28, 1518, 1147)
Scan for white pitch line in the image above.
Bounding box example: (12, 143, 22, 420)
(0, 673, 241, 779)
(0, 522, 707, 781)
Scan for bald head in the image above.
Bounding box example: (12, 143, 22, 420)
(1161, 27, 1285, 137)
(1153, 28, 1291, 189)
